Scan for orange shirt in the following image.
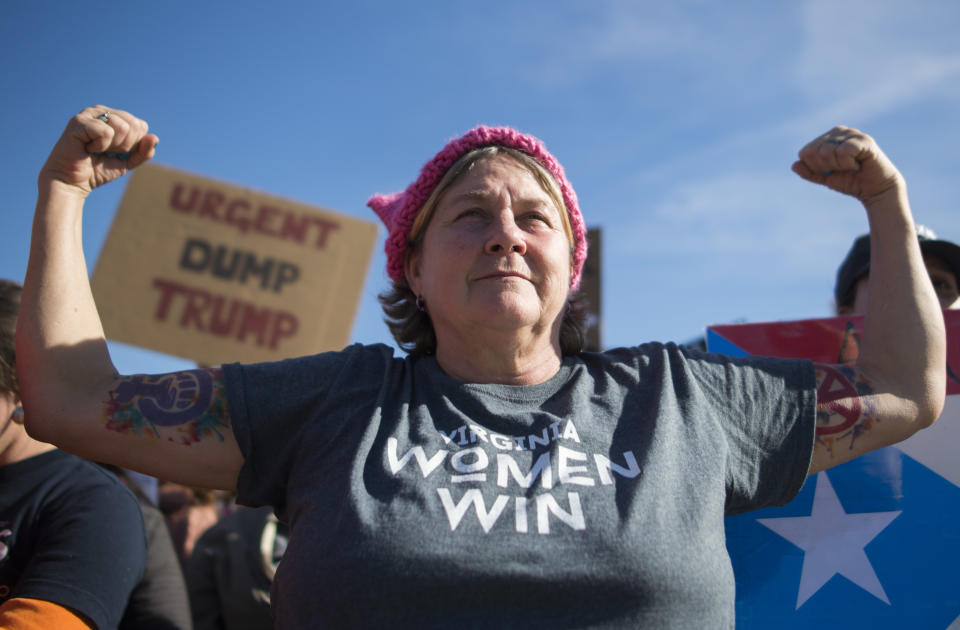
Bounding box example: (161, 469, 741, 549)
(0, 597, 93, 629)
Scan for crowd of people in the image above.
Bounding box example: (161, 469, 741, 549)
(0, 105, 954, 628)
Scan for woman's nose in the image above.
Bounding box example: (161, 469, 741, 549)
(484, 215, 527, 255)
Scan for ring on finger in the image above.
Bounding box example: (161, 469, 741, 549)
(96, 111, 110, 123)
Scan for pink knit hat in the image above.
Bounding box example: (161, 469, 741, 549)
(367, 126, 588, 291)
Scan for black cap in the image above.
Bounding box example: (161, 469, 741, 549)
(834, 225, 960, 308)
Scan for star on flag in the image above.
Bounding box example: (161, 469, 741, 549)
(757, 472, 900, 608)
(709, 311, 960, 628)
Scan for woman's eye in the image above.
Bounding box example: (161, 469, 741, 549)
(455, 209, 483, 220)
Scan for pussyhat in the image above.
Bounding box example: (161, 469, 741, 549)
(367, 126, 588, 291)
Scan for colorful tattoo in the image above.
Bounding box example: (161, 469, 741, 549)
(814, 363, 877, 455)
(102, 368, 230, 445)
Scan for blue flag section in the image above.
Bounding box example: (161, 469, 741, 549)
(726, 450, 960, 627)
(707, 314, 960, 629)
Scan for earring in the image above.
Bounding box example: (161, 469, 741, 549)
(11, 406, 24, 424)
(415, 295, 427, 313)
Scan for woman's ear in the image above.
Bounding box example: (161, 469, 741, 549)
(405, 252, 422, 296)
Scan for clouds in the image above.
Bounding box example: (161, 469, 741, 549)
(617, 168, 862, 277)
(3, 1, 959, 358)
(520, 0, 960, 134)
(513, 1, 794, 98)
(575, 0, 960, 344)
(795, 0, 960, 119)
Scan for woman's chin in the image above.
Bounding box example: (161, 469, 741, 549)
(468, 294, 547, 331)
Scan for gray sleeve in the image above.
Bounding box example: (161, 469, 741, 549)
(222, 344, 394, 512)
(679, 347, 817, 514)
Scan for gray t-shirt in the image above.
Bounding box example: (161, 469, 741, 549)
(224, 342, 816, 628)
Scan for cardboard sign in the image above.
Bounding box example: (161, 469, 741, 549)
(91, 163, 378, 365)
(707, 310, 960, 628)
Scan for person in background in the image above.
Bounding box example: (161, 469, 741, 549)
(0, 279, 146, 630)
(185, 505, 287, 630)
(101, 465, 194, 630)
(16, 108, 945, 627)
(158, 482, 222, 567)
(835, 225, 960, 314)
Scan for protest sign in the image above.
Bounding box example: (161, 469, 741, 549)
(92, 163, 377, 365)
(708, 310, 960, 628)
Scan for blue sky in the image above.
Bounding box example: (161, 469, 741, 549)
(3, 0, 959, 374)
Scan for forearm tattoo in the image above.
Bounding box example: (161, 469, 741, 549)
(813, 363, 877, 455)
(101, 368, 230, 445)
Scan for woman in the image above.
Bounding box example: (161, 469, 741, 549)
(18, 107, 945, 627)
(0, 279, 192, 630)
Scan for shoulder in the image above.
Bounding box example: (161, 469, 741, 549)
(223, 343, 402, 385)
(581, 341, 702, 365)
(222, 343, 409, 412)
(18, 451, 142, 512)
(45, 455, 146, 538)
(578, 342, 814, 390)
(574, 341, 703, 374)
(33, 455, 147, 557)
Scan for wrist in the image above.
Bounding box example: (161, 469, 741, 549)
(861, 176, 908, 214)
(36, 177, 90, 208)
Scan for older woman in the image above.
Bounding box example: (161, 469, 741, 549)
(18, 107, 944, 628)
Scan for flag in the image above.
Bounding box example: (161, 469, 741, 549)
(708, 310, 960, 628)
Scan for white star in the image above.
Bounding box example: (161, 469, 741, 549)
(757, 471, 901, 608)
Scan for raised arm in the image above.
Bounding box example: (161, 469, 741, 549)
(17, 106, 242, 490)
(791, 126, 946, 474)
